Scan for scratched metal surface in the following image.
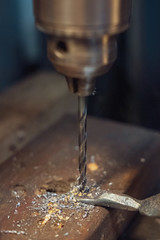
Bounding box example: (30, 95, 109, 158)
(0, 115, 160, 240)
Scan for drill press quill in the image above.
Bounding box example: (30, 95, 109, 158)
(33, 0, 132, 190)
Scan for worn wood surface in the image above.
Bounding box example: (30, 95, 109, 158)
(0, 115, 160, 240)
(0, 71, 76, 164)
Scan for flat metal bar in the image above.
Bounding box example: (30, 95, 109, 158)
(0, 115, 160, 240)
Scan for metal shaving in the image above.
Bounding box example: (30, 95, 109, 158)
(0, 230, 27, 235)
(31, 179, 102, 227)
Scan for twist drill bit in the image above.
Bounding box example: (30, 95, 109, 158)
(78, 96, 87, 191)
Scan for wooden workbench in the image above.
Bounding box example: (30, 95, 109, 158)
(0, 71, 160, 240)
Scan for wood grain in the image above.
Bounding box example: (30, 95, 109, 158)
(0, 115, 160, 240)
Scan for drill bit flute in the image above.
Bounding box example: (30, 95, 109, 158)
(78, 97, 87, 191)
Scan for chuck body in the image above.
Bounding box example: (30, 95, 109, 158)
(33, 0, 132, 96)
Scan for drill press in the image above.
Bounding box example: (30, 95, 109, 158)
(33, 0, 132, 190)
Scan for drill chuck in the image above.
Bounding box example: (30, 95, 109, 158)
(33, 0, 132, 96)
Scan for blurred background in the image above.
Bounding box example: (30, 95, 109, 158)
(1, 0, 160, 131)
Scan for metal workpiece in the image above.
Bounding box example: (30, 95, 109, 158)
(78, 97, 87, 190)
(79, 192, 160, 217)
(33, 0, 132, 96)
(139, 193, 160, 217)
(79, 192, 141, 212)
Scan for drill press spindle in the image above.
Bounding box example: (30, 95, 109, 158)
(78, 96, 87, 191)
